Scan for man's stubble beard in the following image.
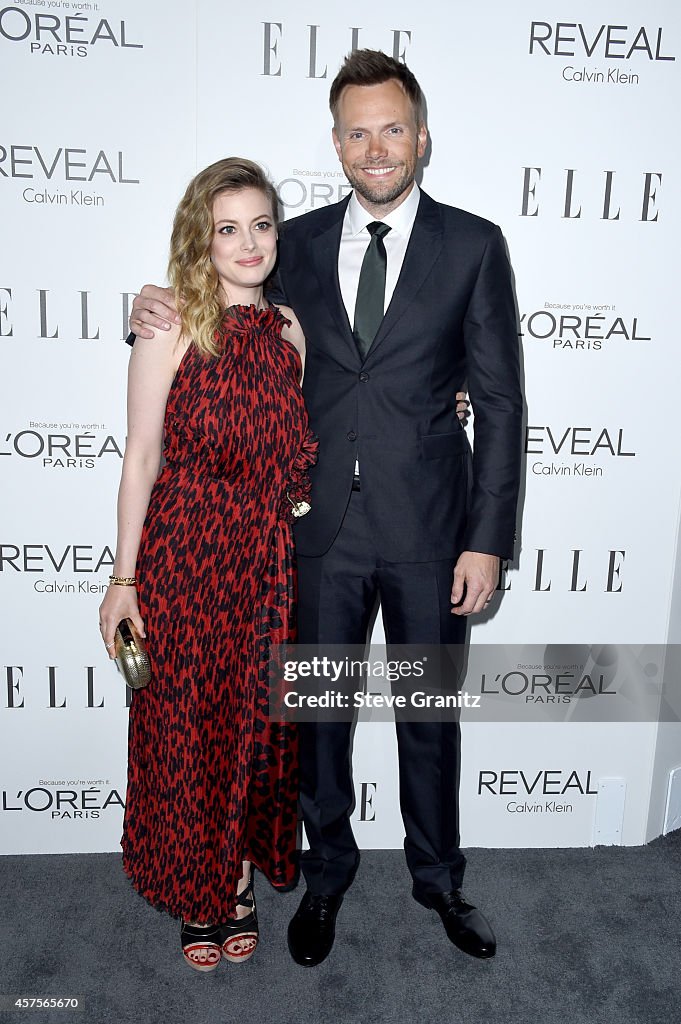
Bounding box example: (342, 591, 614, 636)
(344, 160, 416, 209)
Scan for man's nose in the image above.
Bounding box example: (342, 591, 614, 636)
(366, 134, 388, 159)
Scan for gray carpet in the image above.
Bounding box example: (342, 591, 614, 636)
(1, 835, 680, 1024)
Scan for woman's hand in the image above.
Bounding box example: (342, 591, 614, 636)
(98, 585, 146, 659)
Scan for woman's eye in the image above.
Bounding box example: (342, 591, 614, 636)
(255, 221, 272, 231)
(218, 225, 235, 234)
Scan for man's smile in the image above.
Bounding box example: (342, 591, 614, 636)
(362, 166, 397, 176)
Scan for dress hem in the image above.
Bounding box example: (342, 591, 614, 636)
(121, 843, 298, 921)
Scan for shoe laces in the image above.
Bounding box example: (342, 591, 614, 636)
(441, 890, 471, 911)
(304, 893, 336, 921)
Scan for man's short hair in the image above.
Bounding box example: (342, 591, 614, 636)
(329, 49, 426, 127)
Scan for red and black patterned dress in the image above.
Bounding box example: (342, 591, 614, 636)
(121, 304, 317, 923)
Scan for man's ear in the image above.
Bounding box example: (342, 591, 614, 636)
(332, 127, 343, 162)
(417, 122, 428, 159)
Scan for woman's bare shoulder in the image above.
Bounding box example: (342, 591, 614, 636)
(131, 322, 189, 373)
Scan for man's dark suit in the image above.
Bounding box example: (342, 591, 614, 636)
(271, 188, 522, 897)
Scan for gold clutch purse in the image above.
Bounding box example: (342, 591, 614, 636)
(114, 618, 151, 690)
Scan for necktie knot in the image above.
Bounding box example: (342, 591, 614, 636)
(367, 221, 391, 240)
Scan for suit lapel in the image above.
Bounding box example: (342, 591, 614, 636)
(309, 196, 360, 365)
(365, 190, 443, 364)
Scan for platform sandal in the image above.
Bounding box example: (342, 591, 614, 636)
(180, 920, 223, 973)
(220, 876, 259, 963)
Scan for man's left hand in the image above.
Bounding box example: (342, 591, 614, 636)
(451, 552, 500, 615)
(455, 391, 470, 424)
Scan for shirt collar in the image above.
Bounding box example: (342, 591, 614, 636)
(346, 181, 421, 237)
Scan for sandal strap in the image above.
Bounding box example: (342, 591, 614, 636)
(236, 877, 254, 908)
(181, 920, 222, 945)
(219, 910, 259, 951)
(220, 909, 257, 935)
(221, 876, 259, 938)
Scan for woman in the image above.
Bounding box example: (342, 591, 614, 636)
(98, 158, 316, 971)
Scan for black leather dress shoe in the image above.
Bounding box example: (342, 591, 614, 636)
(413, 888, 497, 959)
(287, 892, 343, 967)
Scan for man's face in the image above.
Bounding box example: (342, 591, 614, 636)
(332, 79, 428, 212)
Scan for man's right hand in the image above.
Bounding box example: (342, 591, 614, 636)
(129, 284, 180, 339)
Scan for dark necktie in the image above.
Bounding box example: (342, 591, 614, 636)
(353, 221, 392, 360)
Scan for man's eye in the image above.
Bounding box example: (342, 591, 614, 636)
(389, 127, 403, 135)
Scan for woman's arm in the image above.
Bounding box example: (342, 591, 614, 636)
(99, 325, 186, 656)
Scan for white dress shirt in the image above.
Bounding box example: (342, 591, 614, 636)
(338, 183, 421, 475)
(338, 181, 421, 328)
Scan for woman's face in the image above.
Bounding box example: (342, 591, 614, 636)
(210, 187, 277, 302)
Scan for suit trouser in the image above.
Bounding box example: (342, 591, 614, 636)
(296, 488, 467, 897)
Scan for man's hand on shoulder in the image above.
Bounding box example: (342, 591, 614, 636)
(130, 284, 180, 339)
(451, 551, 500, 616)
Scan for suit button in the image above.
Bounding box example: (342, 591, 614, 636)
(347, 431, 357, 442)
(359, 371, 370, 382)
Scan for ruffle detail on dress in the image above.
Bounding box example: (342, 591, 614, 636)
(214, 303, 289, 342)
(279, 428, 319, 522)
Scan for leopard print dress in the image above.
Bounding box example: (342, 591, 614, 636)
(121, 304, 317, 922)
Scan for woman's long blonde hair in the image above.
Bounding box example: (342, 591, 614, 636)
(168, 158, 280, 357)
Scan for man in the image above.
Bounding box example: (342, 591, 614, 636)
(130, 50, 523, 966)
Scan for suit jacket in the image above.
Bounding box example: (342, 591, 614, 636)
(270, 188, 522, 563)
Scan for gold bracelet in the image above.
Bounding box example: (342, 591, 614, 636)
(109, 575, 137, 587)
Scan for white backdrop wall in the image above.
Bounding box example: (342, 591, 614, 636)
(1, 1, 679, 855)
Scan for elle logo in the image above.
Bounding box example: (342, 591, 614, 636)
(261, 23, 412, 77)
(4, 666, 132, 710)
(520, 168, 662, 221)
(499, 549, 626, 593)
